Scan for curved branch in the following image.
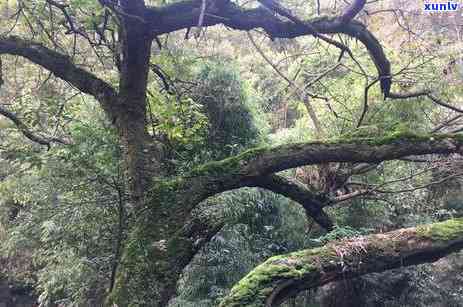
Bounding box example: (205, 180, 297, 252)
(147, 1, 391, 96)
(251, 175, 334, 230)
(175, 132, 463, 229)
(220, 218, 463, 306)
(357, 78, 379, 127)
(191, 132, 463, 185)
(0, 35, 118, 115)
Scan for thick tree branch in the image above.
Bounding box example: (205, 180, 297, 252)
(220, 218, 463, 306)
(115, 0, 156, 201)
(191, 133, 463, 188)
(165, 133, 463, 231)
(338, 0, 367, 24)
(147, 1, 391, 96)
(0, 35, 118, 115)
(256, 0, 365, 78)
(120, 0, 146, 11)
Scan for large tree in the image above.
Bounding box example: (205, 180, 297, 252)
(1, 0, 463, 306)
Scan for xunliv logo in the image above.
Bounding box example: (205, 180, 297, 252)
(424, 2, 460, 11)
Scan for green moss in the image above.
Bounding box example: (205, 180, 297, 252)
(190, 131, 463, 181)
(417, 218, 463, 242)
(234, 265, 293, 291)
(220, 247, 334, 307)
(190, 146, 269, 176)
(221, 264, 302, 306)
(105, 271, 131, 306)
(108, 183, 191, 306)
(151, 177, 185, 192)
(337, 126, 428, 146)
(336, 123, 462, 146)
(335, 127, 463, 146)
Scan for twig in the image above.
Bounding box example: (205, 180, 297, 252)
(196, 0, 207, 38)
(247, 31, 323, 136)
(432, 115, 463, 133)
(0, 104, 69, 148)
(389, 90, 463, 114)
(357, 78, 379, 127)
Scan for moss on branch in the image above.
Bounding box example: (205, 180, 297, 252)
(190, 131, 463, 179)
(220, 218, 463, 307)
(417, 218, 463, 242)
(190, 146, 270, 177)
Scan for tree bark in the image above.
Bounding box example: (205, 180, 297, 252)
(3, 2, 463, 306)
(107, 132, 463, 306)
(220, 218, 463, 307)
(115, 1, 155, 203)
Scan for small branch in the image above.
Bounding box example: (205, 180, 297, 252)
(389, 91, 463, 114)
(149, 63, 175, 94)
(246, 32, 323, 136)
(258, 0, 369, 83)
(448, 126, 463, 133)
(349, 163, 378, 175)
(148, 1, 392, 96)
(257, 0, 356, 60)
(333, 167, 463, 204)
(100, 0, 147, 24)
(432, 115, 463, 133)
(357, 78, 379, 127)
(331, 189, 370, 204)
(0, 105, 69, 148)
(0, 56, 3, 87)
(195, 0, 207, 38)
(428, 93, 463, 114)
(374, 171, 463, 194)
(302, 63, 341, 90)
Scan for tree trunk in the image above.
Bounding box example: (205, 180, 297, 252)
(106, 190, 226, 306)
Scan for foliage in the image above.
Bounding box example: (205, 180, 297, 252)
(312, 225, 372, 245)
(0, 102, 124, 306)
(193, 62, 268, 158)
(147, 90, 208, 148)
(172, 189, 312, 307)
(1, 0, 463, 306)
